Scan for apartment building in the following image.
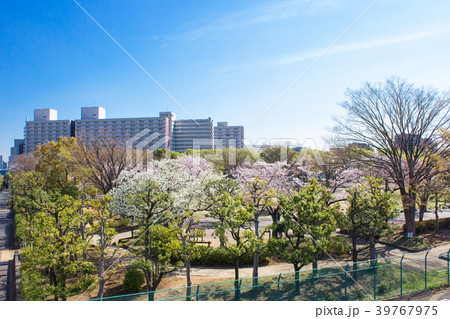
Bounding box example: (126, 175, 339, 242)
(214, 122, 244, 149)
(24, 109, 72, 153)
(172, 118, 215, 153)
(22, 107, 244, 154)
(73, 107, 173, 150)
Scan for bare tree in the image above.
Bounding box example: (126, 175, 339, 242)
(10, 153, 38, 173)
(74, 138, 133, 194)
(333, 77, 450, 237)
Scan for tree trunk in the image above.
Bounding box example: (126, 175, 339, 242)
(400, 188, 416, 237)
(434, 194, 439, 234)
(144, 212, 151, 259)
(185, 258, 192, 301)
(312, 240, 319, 273)
(50, 270, 58, 301)
(351, 233, 358, 280)
(369, 228, 376, 265)
(294, 264, 301, 295)
(418, 192, 428, 222)
(61, 270, 66, 301)
(270, 207, 281, 239)
(148, 289, 155, 301)
(252, 214, 260, 287)
(97, 222, 106, 299)
(234, 257, 240, 301)
(182, 237, 192, 301)
(418, 204, 427, 222)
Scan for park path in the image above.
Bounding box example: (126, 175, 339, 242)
(0, 191, 13, 301)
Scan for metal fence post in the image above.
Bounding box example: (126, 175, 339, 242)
(425, 250, 430, 290)
(238, 279, 242, 301)
(344, 264, 349, 301)
(373, 260, 377, 301)
(277, 274, 282, 301)
(196, 285, 200, 301)
(400, 254, 405, 297)
(447, 249, 450, 285)
(312, 271, 316, 301)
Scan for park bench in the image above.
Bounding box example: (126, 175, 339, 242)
(188, 227, 212, 247)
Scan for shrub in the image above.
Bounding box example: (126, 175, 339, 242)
(325, 292, 335, 301)
(118, 218, 130, 228)
(377, 280, 395, 296)
(402, 217, 450, 234)
(326, 236, 351, 256)
(21, 269, 45, 301)
(189, 245, 270, 266)
(123, 269, 145, 293)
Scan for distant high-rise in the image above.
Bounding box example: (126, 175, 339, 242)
(214, 122, 244, 149)
(24, 109, 72, 153)
(9, 138, 24, 164)
(74, 108, 171, 149)
(172, 118, 214, 153)
(22, 107, 244, 154)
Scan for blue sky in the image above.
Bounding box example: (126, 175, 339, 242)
(2, 0, 450, 159)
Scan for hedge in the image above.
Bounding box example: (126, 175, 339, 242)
(189, 246, 270, 267)
(402, 217, 450, 234)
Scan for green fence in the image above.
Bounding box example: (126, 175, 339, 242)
(90, 249, 450, 301)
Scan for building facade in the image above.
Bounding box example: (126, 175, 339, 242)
(214, 122, 244, 149)
(24, 109, 72, 154)
(9, 139, 24, 164)
(172, 118, 214, 153)
(74, 107, 171, 150)
(22, 107, 243, 154)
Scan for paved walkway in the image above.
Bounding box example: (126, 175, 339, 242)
(0, 191, 12, 301)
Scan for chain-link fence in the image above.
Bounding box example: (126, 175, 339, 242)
(90, 248, 450, 301)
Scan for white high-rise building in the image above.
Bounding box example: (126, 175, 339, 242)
(214, 122, 244, 149)
(74, 108, 171, 149)
(24, 109, 72, 153)
(22, 107, 244, 154)
(172, 118, 214, 153)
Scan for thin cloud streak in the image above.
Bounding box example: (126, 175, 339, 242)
(218, 28, 450, 72)
(140, 0, 339, 43)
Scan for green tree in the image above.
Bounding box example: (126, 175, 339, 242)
(171, 211, 203, 300)
(204, 178, 241, 247)
(343, 177, 396, 264)
(260, 146, 298, 164)
(85, 195, 118, 299)
(131, 180, 173, 260)
(273, 180, 336, 293)
(34, 137, 81, 199)
(130, 225, 178, 300)
(20, 196, 95, 300)
(4, 172, 12, 189)
(211, 193, 255, 300)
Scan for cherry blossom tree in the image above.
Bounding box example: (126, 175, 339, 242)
(109, 158, 220, 296)
(231, 161, 293, 285)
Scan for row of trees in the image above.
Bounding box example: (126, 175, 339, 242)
(13, 139, 117, 300)
(12, 136, 398, 300)
(10, 77, 449, 300)
(108, 157, 397, 300)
